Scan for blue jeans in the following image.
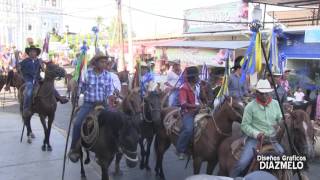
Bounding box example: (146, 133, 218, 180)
(168, 89, 179, 107)
(23, 81, 62, 112)
(23, 81, 34, 113)
(70, 102, 107, 148)
(230, 137, 284, 177)
(176, 112, 194, 153)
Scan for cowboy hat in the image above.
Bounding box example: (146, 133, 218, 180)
(25, 45, 41, 56)
(140, 61, 148, 67)
(255, 79, 274, 93)
(185, 66, 199, 77)
(168, 59, 180, 65)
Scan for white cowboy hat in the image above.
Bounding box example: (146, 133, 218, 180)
(255, 79, 274, 93)
(140, 61, 148, 67)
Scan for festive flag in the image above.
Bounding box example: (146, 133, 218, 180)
(73, 45, 88, 81)
(200, 63, 209, 81)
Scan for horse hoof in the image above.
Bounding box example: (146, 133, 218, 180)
(27, 136, 32, 144)
(146, 166, 151, 171)
(30, 132, 35, 139)
(84, 159, 90, 164)
(113, 170, 123, 176)
(41, 145, 46, 151)
(47, 145, 52, 151)
(81, 173, 86, 178)
(140, 163, 144, 170)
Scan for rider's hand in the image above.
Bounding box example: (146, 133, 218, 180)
(257, 133, 264, 141)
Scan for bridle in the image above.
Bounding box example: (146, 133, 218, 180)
(142, 95, 161, 123)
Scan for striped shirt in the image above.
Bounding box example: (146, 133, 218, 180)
(78, 68, 112, 103)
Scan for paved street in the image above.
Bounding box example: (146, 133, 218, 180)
(0, 79, 320, 180)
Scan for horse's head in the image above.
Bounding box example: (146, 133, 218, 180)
(218, 96, 244, 123)
(289, 110, 315, 159)
(44, 63, 66, 80)
(118, 116, 140, 168)
(123, 88, 143, 127)
(199, 80, 214, 106)
(143, 90, 162, 127)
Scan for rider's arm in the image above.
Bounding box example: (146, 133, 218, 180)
(240, 105, 260, 139)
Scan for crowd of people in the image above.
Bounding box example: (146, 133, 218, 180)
(1, 43, 319, 179)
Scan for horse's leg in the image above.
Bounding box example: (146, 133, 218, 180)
(46, 114, 54, 151)
(14, 87, 16, 99)
(139, 138, 146, 170)
(114, 153, 123, 175)
(84, 150, 90, 164)
(39, 114, 48, 151)
(25, 116, 33, 144)
(193, 156, 203, 174)
(80, 148, 86, 178)
(145, 135, 154, 171)
(154, 134, 170, 180)
(206, 156, 218, 175)
(100, 157, 113, 180)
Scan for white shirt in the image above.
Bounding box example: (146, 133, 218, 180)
(167, 70, 181, 87)
(294, 91, 305, 102)
(109, 72, 121, 95)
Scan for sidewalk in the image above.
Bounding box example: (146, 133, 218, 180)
(0, 112, 100, 180)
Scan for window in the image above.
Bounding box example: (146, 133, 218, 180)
(52, 0, 56, 7)
(28, 24, 32, 31)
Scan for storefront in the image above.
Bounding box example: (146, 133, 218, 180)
(279, 29, 320, 91)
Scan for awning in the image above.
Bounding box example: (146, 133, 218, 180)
(155, 41, 250, 50)
(250, 0, 320, 9)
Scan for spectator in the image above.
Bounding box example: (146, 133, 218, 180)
(294, 87, 305, 102)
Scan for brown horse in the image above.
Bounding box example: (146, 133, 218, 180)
(217, 109, 315, 180)
(18, 63, 66, 151)
(0, 71, 24, 96)
(154, 96, 244, 180)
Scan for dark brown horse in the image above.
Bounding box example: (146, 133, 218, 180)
(18, 63, 66, 151)
(217, 109, 315, 180)
(114, 89, 163, 173)
(0, 71, 24, 96)
(79, 110, 140, 180)
(154, 97, 244, 180)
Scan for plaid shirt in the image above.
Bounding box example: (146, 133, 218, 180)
(78, 68, 112, 103)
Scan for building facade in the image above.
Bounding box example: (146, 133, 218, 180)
(0, 0, 63, 50)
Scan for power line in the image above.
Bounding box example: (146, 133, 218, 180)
(124, 4, 320, 25)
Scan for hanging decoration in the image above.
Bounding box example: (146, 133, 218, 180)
(240, 21, 263, 83)
(266, 26, 286, 74)
(92, 26, 99, 54)
(73, 42, 88, 82)
(217, 49, 231, 97)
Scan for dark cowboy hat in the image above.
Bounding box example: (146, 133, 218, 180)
(185, 66, 199, 77)
(90, 55, 108, 66)
(231, 64, 242, 70)
(25, 45, 41, 56)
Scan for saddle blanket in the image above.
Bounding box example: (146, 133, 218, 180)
(163, 108, 211, 142)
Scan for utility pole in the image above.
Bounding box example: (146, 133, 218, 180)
(127, 0, 134, 73)
(116, 0, 125, 72)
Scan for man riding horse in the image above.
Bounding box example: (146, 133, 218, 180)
(165, 59, 182, 107)
(68, 55, 112, 162)
(20, 45, 68, 117)
(230, 79, 284, 177)
(228, 57, 249, 102)
(176, 66, 201, 160)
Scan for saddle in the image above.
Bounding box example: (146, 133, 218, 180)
(163, 107, 212, 143)
(230, 137, 279, 161)
(80, 105, 105, 150)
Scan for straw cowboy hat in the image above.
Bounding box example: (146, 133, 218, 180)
(25, 45, 41, 56)
(255, 79, 274, 93)
(140, 61, 148, 67)
(168, 59, 180, 65)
